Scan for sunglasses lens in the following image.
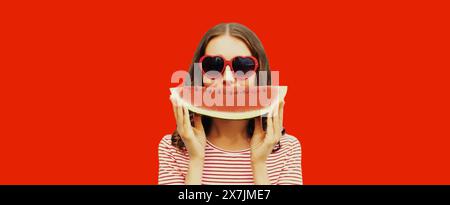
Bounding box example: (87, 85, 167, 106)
(232, 57, 256, 77)
(202, 56, 224, 77)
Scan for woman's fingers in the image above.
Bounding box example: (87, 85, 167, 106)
(170, 96, 177, 121)
(171, 97, 192, 141)
(170, 96, 183, 131)
(272, 103, 281, 145)
(273, 102, 280, 132)
(193, 113, 203, 130)
(274, 101, 284, 143)
(265, 109, 274, 144)
(183, 105, 192, 130)
(176, 100, 184, 125)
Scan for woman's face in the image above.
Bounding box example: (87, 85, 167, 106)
(203, 35, 257, 88)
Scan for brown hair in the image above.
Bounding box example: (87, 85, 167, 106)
(171, 22, 284, 151)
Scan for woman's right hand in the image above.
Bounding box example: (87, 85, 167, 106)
(170, 96, 206, 160)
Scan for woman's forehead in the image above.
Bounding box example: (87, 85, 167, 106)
(205, 35, 252, 59)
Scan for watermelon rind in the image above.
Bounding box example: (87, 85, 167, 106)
(169, 86, 287, 120)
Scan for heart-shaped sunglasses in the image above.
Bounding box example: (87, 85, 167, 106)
(199, 55, 259, 79)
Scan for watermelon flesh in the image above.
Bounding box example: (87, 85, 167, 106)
(170, 86, 287, 120)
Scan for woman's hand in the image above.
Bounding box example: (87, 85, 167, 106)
(170, 96, 206, 160)
(251, 101, 284, 163)
(250, 101, 284, 184)
(170, 96, 206, 185)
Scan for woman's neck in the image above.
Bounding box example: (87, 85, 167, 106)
(207, 118, 251, 151)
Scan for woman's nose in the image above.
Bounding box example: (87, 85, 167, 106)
(223, 65, 235, 85)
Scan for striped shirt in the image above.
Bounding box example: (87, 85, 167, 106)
(158, 134, 302, 185)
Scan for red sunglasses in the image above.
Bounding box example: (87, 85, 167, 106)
(199, 55, 259, 79)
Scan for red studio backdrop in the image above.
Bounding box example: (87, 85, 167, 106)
(1, 1, 449, 185)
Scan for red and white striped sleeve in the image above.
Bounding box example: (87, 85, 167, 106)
(158, 135, 185, 185)
(277, 135, 303, 185)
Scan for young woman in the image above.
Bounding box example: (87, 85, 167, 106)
(159, 23, 302, 185)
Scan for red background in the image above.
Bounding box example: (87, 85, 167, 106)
(1, 1, 449, 184)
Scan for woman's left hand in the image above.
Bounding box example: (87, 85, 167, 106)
(250, 101, 284, 164)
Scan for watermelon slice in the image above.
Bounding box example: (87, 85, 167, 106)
(169, 86, 287, 120)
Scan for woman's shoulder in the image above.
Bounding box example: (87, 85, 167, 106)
(280, 133, 302, 150)
(159, 134, 174, 148)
